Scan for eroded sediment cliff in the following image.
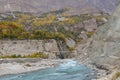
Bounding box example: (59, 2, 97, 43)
(0, 40, 59, 58)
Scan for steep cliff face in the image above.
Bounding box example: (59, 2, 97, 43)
(85, 3, 120, 68)
(0, 0, 118, 15)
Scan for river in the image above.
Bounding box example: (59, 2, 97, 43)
(0, 60, 97, 80)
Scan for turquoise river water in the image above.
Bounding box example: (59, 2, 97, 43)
(0, 60, 97, 80)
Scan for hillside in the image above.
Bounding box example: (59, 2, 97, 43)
(0, 0, 118, 15)
(0, 0, 118, 59)
(78, 2, 120, 70)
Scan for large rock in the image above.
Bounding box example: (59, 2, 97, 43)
(66, 38, 76, 48)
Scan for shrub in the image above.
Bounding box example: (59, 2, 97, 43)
(25, 64, 31, 67)
(86, 31, 94, 38)
(68, 47, 75, 52)
(11, 54, 17, 58)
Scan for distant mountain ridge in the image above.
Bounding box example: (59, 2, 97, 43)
(0, 0, 119, 15)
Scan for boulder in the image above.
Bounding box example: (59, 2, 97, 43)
(66, 38, 76, 48)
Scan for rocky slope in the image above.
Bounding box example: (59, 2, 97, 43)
(75, 3, 120, 80)
(92, 3, 120, 68)
(0, 0, 118, 15)
(78, 2, 120, 70)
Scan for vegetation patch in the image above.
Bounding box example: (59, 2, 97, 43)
(0, 52, 48, 59)
(68, 47, 75, 52)
(0, 21, 66, 41)
(0, 11, 109, 41)
(86, 31, 94, 38)
(110, 71, 120, 80)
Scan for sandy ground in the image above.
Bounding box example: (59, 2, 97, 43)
(0, 58, 68, 76)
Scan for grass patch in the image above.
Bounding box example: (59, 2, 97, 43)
(0, 52, 48, 59)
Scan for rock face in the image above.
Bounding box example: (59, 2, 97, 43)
(0, 0, 118, 15)
(0, 39, 75, 59)
(85, 3, 120, 68)
(0, 40, 59, 58)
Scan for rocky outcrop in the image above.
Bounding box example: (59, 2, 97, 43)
(94, 71, 120, 80)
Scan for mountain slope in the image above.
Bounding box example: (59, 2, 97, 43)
(85, 3, 120, 68)
(0, 0, 118, 15)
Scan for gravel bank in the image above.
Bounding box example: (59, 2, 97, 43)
(0, 58, 68, 76)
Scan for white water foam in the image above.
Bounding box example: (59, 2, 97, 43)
(58, 59, 78, 69)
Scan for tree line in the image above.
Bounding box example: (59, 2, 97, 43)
(0, 21, 66, 41)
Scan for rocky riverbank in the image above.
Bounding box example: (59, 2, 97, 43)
(0, 58, 69, 76)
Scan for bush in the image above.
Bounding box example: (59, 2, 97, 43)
(25, 64, 31, 67)
(68, 47, 75, 52)
(86, 31, 94, 38)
